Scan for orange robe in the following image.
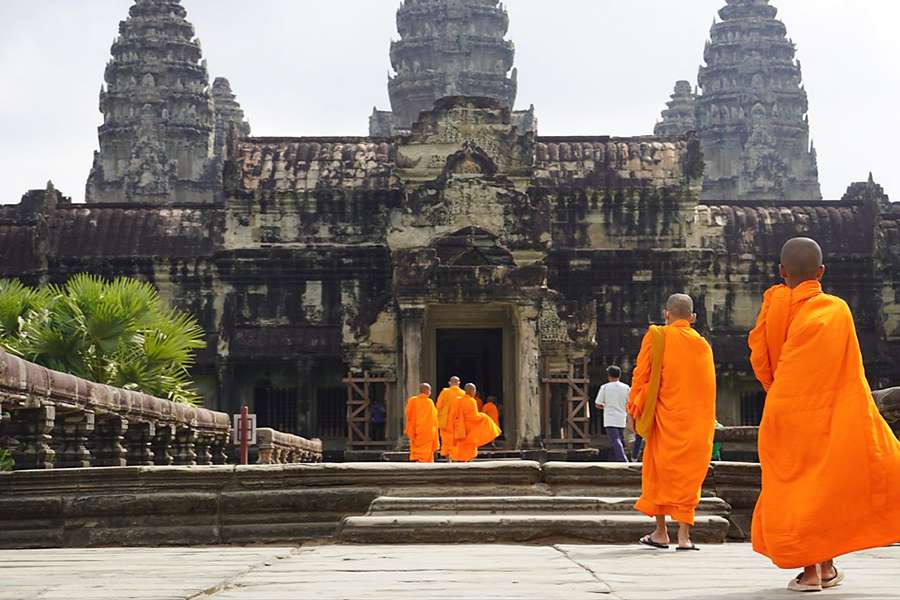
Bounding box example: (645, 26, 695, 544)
(475, 396, 484, 412)
(749, 281, 900, 569)
(483, 402, 500, 429)
(627, 320, 716, 525)
(447, 394, 501, 462)
(404, 393, 439, 463)
(436, 385, 464, 457)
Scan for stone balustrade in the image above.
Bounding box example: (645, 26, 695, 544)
(0, 348, 230, 470)
(256, 428, 323, 464)
(874, 387, 900, 435)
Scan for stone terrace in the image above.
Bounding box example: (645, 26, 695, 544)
(1, 544, 898, 600)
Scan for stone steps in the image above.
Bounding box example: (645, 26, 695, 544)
(369, 495, 731, 516)
(338, 494, 733, 545)
(338, 513, 731, 545)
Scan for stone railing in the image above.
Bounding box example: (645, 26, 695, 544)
(874, 387, 900, 435)
(0, 348, 230, 470)
(715, 426, 759, 462)
(256, 428, 323, 464)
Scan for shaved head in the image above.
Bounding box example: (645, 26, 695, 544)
(420, 383, 432, 394)
(449, 376, 460, 386)
(465, 383, 476, 395)
(666, 294, 695, 320)
(780, 237, 824, 281)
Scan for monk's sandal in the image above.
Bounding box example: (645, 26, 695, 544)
(787, 575, 822, 593)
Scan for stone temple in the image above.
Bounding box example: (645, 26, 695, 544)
(1, 0, 898, 457)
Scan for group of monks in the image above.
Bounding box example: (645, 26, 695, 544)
(628, 237, 900, 592)
(404, 377, 501, 463)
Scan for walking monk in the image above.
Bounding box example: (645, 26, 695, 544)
(436, 376, 465, 458)
(447, 384, 501, 462)
(749, 237, 900, 592)
(404, 383, 439, 463)
(627, 294, 716, 551)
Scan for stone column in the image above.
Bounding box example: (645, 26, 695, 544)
(11, 405, 56, 470)
(152, 424, 176, 466)
(125, 421, 156, 466)
(195, 435, 213, 466)
(211, 433, 229, 465)
(54, 409, 95, 468)
(174, 427, 197, 466)
(92, 415, 129, 467)
(515, 306, 542, 449)
(399, 307, 425, 448)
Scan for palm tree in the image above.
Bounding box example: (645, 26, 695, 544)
(0, 275, 205, 405)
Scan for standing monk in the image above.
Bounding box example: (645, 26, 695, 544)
(749, 237, 900, 592)
(628, 294, 716, 551)
(448, 384, 501, 462)
(436, 376, 465, 458)
(404, 383, 439, 463)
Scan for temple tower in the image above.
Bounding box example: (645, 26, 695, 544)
(86, 0, 219, 204)
(654, 81, 698, 137)
(370, 0, 518, 136)
(211, 78, 251, 161)
(696, 0, 821, 201)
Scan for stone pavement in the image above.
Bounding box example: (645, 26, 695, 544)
(1, 543, 897, 600)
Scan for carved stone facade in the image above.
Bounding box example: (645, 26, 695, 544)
(2, 0, 898, 455)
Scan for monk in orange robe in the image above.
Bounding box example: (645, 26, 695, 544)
(627, 294, 716, 551)
(436, 376, 464, 458)
(447, 383, 501, 462)
(483, 396, 501, 429)
(404, 383, 439, 463)
(749, 237, 900, 592)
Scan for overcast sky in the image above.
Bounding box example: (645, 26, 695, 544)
(1, 0, 898, 203)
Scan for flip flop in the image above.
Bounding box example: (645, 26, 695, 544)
(639, 535, 669, 549)
(822, 568, 845, 589)
(787, 574, 822, 593)
(676, 544, 700, 551)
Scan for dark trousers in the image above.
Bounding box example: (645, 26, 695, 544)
(606, 427, 629, 462)
(632, 435, 645, 461)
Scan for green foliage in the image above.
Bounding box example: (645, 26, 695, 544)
(0, 275, 206, 405)
(0, 449, 12, 472)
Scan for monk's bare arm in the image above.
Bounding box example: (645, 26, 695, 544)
(627, 330, 654, 417)
(748, 288, 775, 391)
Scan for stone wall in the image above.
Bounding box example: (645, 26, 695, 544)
(2, 98, 898, 449)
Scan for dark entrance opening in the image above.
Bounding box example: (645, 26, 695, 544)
(436, 328, 503, 407)
(254, 385, 298, 434)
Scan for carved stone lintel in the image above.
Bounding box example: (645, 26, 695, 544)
(174, 427, 197, 466)
(126, 421, 156, 466)
(12, 405, 56, 470)
(152, 424, 176, 466)
(92, 415, 129, 467)
(54, 409, 95, 469)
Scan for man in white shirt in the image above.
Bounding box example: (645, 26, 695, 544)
(595, 365, 631, 462)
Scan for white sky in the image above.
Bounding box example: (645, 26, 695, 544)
(1, 0, 898, 203)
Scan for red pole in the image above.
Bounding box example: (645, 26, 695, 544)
(239, 403, 249, 465)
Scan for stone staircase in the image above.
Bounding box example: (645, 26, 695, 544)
(338, 495, 732, 545)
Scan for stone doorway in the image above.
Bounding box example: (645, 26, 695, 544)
(415, 305, 521, 447)
(436, 328, 504, 407)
